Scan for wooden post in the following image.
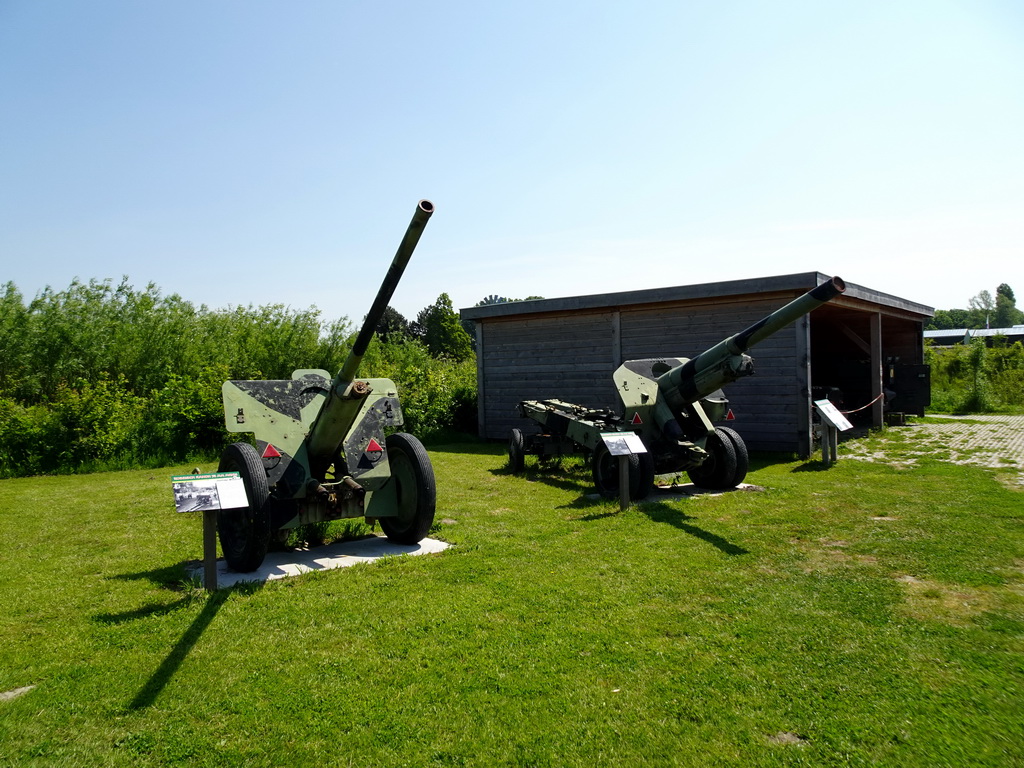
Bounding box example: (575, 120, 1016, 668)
(821, 423, 838, 466)
(814, 399, 852, 468)
(870, 311, 884, 430)
(618, 454, 630, 511)
(203, 509, 218, 591)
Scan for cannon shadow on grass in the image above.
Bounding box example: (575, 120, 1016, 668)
(490, 450, 752, 555)
(634, 501, 750, 556)
(489, 459, 595, 497)
(558, 486, 751, 556)
(98, 565, 263, 710)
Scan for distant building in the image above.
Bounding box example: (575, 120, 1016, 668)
(462, 272, 933, 457)
(924, 326, 1024, 346)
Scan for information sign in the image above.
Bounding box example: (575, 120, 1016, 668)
(814, 399, 854, 431)
(600, 432, 648, 455)
(171, 471, 248, 513)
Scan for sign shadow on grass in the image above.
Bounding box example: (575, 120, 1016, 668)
(126, 589, 233, 710)
(99, 565, 262, 710)
(96, 563, 215, 624)
(792, 460, 835, 473)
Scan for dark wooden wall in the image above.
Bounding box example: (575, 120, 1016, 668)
(478, 311, 619, 443)
(475, 292, 813, 453)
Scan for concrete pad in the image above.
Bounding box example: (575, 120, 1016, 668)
(187, 536, 450, 589)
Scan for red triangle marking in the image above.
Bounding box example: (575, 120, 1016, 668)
(262, 443, 282, 458)
(366, 438, 383, 452)
(631, 412, 643, 425)
(726, 409, 735, 421)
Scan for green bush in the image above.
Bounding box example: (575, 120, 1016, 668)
(358, 338, 478, 437)
(0, 278, 478, 476)
(926, 340, 1024, 413)
(0, 376, 147, 477)
(137, 364, 234, 465)
(0, 398, 56, 477)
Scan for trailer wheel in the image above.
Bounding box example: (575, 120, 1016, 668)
(508, 428, 526, 473)
(217, 442, 272, 572)
(378, 433, 437, 544)
(715, 427, 749, 487)
(591, 443, 654, 500)
(686, 430, 739, 490)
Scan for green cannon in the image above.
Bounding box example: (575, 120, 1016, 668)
(217, 200, 436, 571)
(510, 276, 847, 498)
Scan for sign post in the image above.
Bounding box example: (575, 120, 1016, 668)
(813, 400, 854, 467)
(600, 432, 648, 510)
(203, 510, 218, 590)
(172, 471, 249, 590)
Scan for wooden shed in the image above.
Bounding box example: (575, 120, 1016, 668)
(461, 272, 933, 457)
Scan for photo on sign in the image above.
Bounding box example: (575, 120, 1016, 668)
(172, 479, 223, 513)
(600, 432, 648, 456)
(600, 434, 630, 456)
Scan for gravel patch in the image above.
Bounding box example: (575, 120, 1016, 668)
(841, 415, 1024, 484)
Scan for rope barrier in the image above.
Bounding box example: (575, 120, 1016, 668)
(841, 392, 885, 415)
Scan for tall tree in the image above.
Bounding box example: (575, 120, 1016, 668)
(927, 308, 971, 331)
(994, 284, 1023, 328)
(415, 293, 473, 360)
(372, 305, 411, 343)
(968, 290, 995, 328)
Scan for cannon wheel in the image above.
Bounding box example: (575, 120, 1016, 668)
(634, 451, 656, 500)
(378, 433, 437, 545)
(686, 429, 739, 490)
(217, 442, 272, 572)
(591, 443, 655, 500)
(716, 426, 749, 487)
(508, 428, 526, 473)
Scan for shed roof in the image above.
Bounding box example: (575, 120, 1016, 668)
(461, 271, 934, 321)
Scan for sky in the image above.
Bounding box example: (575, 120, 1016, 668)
(2, 1, 1022, 325)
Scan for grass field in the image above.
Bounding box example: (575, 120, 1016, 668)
(0, 435, 1022, 767)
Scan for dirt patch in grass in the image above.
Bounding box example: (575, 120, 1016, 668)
(766, 731, 807, 746)
(794, 539, 882, 574)
(0, 685, 35, 702)
(894, 574, 996, 626)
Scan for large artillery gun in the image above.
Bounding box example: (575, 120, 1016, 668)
(217, 200, 436, 571)
(509, 276, 846, 498)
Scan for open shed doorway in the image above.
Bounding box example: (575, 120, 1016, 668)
(810, 307, 877, 427)
(810, 304, 929, 428)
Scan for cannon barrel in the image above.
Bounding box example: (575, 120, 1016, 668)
(725, 276, 846, 353)
(339, 199, 435, 383)
(657, 276, 846, 407)
(305, 199, 435, 467)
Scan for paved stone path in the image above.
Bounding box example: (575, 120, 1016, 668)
(842, 414, 1024, 485)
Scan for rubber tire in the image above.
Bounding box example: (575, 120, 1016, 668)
(217, 442, 272, 572)
(686, 430, 739, 490)
(715, 426, 749, 487)
(508, 428, 526, 473)
(378, 433, 437, 545)
(591, 443, 654, 500)
(633, 451, 656, 500)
